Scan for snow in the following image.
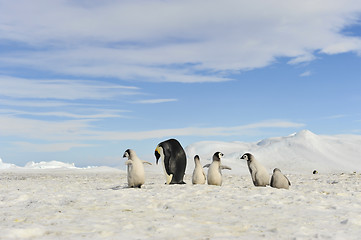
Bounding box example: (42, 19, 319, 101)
(185, 129, 361, 174)
(0, 158, 17, 169)
(0, 170, 360, 239)
(0, 130, 361, 239)
(24, 161, 78, 169)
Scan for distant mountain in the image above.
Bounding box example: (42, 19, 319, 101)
(24, 160, 78, 169)
(185, 130, 361, 174)
(2, 130, 360, 174)
(0, 158, 17, 169)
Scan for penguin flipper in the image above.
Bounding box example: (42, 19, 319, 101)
(220, 165, 232, 170)
(270, 175, 274, 187)
(163, 150, 172, 176)
(203, 164, 211, 168)
(285, 175, 291, 186)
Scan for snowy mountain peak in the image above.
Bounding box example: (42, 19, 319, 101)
(185, 130, 361, 174)
(294, 129, 318, 139)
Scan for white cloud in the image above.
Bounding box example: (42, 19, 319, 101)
(12, 141, 93, 152)
(1, 1, 361, 82)
(0, 76, 140, 100)
(57, 120, 306, 141)
(0, 115, 92, 141)
(0, 114, 305, 141)
(133, 99, 178, 104)
(0, 109, 128, 119)
(300, 71, 312, 77)
(324, 114, 348, 119)
(0, 99, 78, 107)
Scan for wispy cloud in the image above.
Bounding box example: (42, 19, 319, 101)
(0, 76, 140, 100)
(0, 99, 80, 108)
(0, 115, 92, 141)
(0, 109, 128, 119)
(12, 142, 94, 152)
(300, 71, 312, 77)
(0, 114, 305, 142)
(324, 114, 348, 119)
(133, 99, 178, 104)
(1, 1, 361, 82)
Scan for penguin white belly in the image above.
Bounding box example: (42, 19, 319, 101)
(192, 165, 206, 184)
(127, 161, 145, 187)
(207, 164, 222, 186)
(256, 164, 269, 186)
(161, 156, 173, 184)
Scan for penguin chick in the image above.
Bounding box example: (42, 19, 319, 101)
(192, 155, 206, 184)
(241, 153, 269, 187)
(123, 149, 152, 188)
(270, 168, 291, 189)
(203, 152, 231, 186)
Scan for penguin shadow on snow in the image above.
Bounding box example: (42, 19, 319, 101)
(95, 184, 128, 191)
(109, 184, 152, 190)
(110, 185, 128, 190)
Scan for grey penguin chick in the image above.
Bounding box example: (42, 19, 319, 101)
(270, 168, 291, 189)
(123, 149, 152, 188)
(241, 153, 269, 187)
(192, 155, 206, 184)
(203, 152, 231, 186)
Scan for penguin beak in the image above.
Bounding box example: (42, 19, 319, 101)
(155, 148, 160, 165)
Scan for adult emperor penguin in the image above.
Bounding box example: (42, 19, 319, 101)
(270, 168, 291, 189)
(154, 139, 187, 184)
(192, 155, 206, 184)
(241, 153, 269, 187)
(123, 149, 152, 188)
(203, 152, 231, 186)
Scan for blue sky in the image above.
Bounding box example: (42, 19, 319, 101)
(0, 0, 361, 167)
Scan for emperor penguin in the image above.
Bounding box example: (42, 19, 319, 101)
(123, 149, 152, 188)
(270, 168, 291, 189)
(154, 139, 187, 184)
(192, 155, 206, 184)
(203, 152, 231, 186)
(241, 153, 269, 187)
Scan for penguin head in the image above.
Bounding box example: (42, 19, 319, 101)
(154, 145, 163, 165)
(123, 149, 133, 159)
(213, 152, 224, 161)
(273, 168, 281, 173)
(240, 153, 253, 162)
(194, 155, 200, 162)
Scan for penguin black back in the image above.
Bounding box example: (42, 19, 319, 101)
(156, 139, 187, 184)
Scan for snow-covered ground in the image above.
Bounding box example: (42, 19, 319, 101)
(0, 169, 360, 239)
(0, 130, 361, 239)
